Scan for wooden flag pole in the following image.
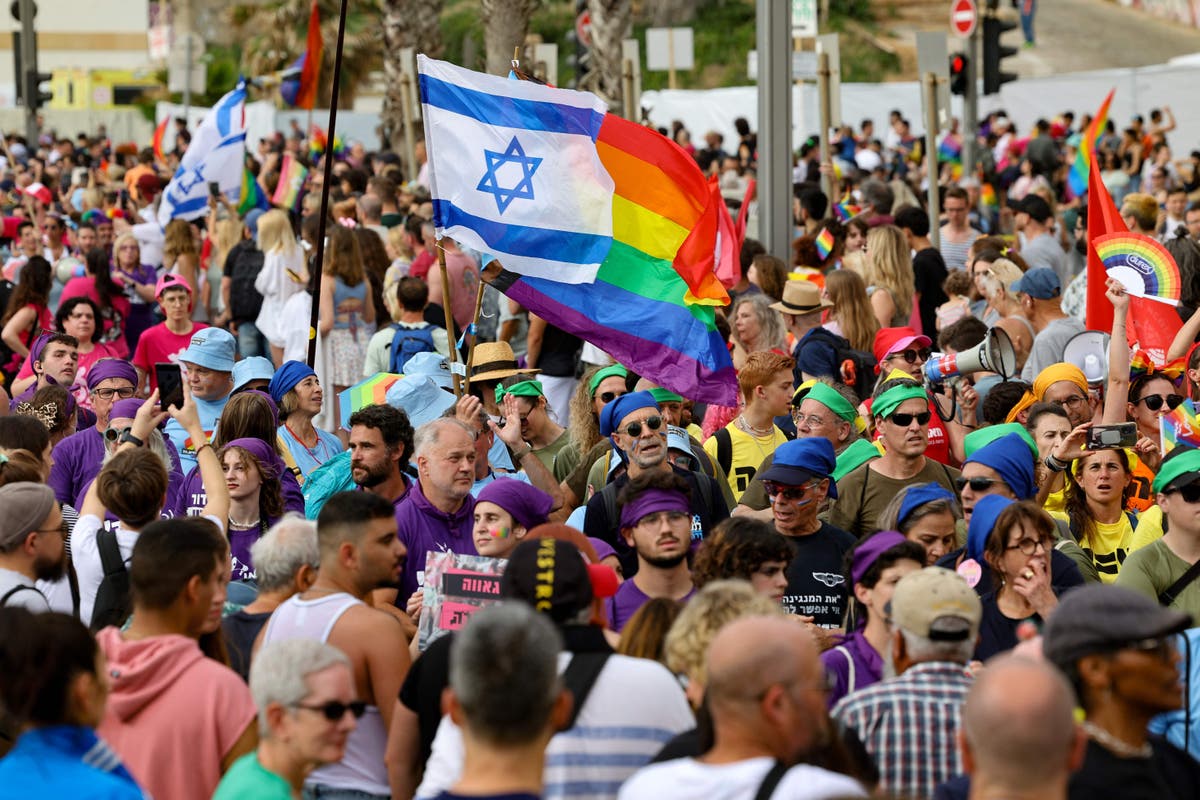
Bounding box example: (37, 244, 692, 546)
(437, 239, 463, 398)
(306, 0, 349, 369)
(464, 280, 486, 392)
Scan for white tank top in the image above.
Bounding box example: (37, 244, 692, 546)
(263, 592, 390, 795)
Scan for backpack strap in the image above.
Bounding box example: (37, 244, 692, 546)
(754, 760, 789, 800)
(1159, 559, 1200, 608)
(714, 427, 732, 477)
(0, 584, 43, 607)
(560, 651, 611, 730)
(831, 645, 857, 695)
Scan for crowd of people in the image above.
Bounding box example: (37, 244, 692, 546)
(0, 94, 1199, 800)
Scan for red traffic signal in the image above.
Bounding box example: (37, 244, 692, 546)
(949, 53, 969, 96)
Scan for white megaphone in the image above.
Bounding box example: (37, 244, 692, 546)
(924, 327, 1018, 384)
(1063, 330, 1112, 386)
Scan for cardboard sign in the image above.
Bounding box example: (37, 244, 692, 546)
(417, 551, 507, 650)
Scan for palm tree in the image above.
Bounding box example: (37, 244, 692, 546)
(379, 0, 445, 155)
(227, 0, 383, 108)
(480, 0, 541, 78)
(585, 0, 632, 110)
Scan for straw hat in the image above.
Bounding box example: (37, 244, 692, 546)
(769, 280, 834, 315)
(468, 341, 541, 383)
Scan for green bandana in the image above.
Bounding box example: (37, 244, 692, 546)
(1152, 448, 1200, 494)
(872, 384, 929, 421)
(964, 423, 1038, 459)
(649, 387, 683, 405)
(588, 364, 629, 397)
(832, 439, 882, 482)
(495, 380, 544, 404)
(805, 382, 860, 426)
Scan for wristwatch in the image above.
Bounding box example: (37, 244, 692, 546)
(119, 431, 145, 447)
(512, 444, 533, 461)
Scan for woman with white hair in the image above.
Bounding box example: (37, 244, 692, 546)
(214, 639, 360, 799)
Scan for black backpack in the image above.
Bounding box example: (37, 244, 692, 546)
(388, 323, 438, 373)
(89, 527, 132, 631)
(226, 241, 266, 322)
(831, 340, 877, 404)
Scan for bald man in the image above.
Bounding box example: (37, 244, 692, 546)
(941, 655, 1084, 800)
(619, 616, 866, 799)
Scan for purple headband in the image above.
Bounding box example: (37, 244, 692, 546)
(28, 333, 52, 366)
(619, 487, 690, 529)
(223, 437, 280, 480)
(476, 479, 553, 530)
(851, 530, 909, 586)
(87, 358, 138, 390)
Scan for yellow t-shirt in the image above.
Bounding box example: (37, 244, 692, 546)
(1049, 510, 1136, 583)
(703, 423, 788, 503)
(1128, 504, 1164, 553)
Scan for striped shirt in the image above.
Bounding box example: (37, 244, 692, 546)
(938, 230, 981, 272)
(831, 660, 974, 800)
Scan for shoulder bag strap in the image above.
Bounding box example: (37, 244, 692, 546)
(560, 651, 611, 730)
(1159, 558, 1200, 608)
(753, 760, 789, 800)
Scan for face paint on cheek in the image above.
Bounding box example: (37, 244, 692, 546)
(489, 526, 511, 539)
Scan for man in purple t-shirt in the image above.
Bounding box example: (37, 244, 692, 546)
(606, 471, 696, 631)
(392, 417, 477, 605)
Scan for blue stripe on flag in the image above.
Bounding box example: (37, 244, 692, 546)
(434, 200, 611, 267)
(419, 74, 604, 139)
(215, 85, 246, 136)
(168, 195, 211, 217)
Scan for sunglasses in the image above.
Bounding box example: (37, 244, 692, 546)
(598, 390, 626, 404)
(887, 411, 932, 427)
(292, 700, 367, 721)
(763, 481, 818, 501)
(1138, 393, 1185, 412)
(890, 348, 932, 365)
(1122, 636, 1176, 662)
(1167, 481, 1200, 504)
(955, 476, 1002, 493)
(622, 415, 663, 437)
(103, 426, 131, 444)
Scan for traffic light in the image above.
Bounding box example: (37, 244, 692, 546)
(949, 53, 968, 96)
(24, 68, 50, 109)
(981, 15, 1017, 95)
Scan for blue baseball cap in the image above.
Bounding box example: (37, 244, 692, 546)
(1010, 267, 1061, 300)
(178, 327, 236, 373)
(757, 437, 838, 498)
(232, 356, 276, 393)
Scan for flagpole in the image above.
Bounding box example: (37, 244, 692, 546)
(464, 280, 485, 393)
(306, 0, 349, 369)
(437, 239, 463, 398)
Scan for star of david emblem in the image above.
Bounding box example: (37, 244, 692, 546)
(178, 166, 206, 194)
(476, 136, 542, 214)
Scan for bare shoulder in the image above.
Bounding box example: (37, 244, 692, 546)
(332, 602, 410, 643)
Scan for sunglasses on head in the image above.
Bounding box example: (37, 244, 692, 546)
(622, 415, 663, 437)
(1138, 393, 1185, 412)
(599, 390, 626, 404)
(292, 700, 367, 721)
(891, 348, 932, 365)
(1167, 480, 1200, 504)
(103, 426, 131, 444)
(887, 410, 932, 427)
(956, 476, 1002, 493)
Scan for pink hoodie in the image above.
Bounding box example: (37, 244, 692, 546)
(96, 627, 256, 800)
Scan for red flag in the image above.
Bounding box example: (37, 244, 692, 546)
(1084, 149, 1126, 331)
(296, 0, 323, 110)
(709, 177, 740, 290)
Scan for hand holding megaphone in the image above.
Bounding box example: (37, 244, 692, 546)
(923, 327, 1017, 384)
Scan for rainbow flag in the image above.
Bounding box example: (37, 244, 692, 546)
(815, 227, 834, 260)
(237, 168, 270, 215)
(271, 152, 308, 210)
(1068, 89, 1114, 198)
(308, 125, 344, 164)
(338, 372, 402, 429)
(937, 135, 963, 164)
(833, 194, 861, 222)
(496, 113, 737, 405)
(1162, 398, 1200, 454)
(281, 0, 323, 109)
(980, 182, 999, 212)
(151, 116, 169, 162)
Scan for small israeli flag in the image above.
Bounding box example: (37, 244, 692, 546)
(418, 55, 615, 284)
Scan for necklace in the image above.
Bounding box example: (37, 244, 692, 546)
(737, 414, 774, 437)
(229, 515, 261, 529)
(1081, 721, 1152, 759)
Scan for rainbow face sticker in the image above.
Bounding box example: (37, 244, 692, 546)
(489, 526, 511, 539)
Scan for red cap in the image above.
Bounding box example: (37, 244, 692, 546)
(873, 327, 933, 369)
